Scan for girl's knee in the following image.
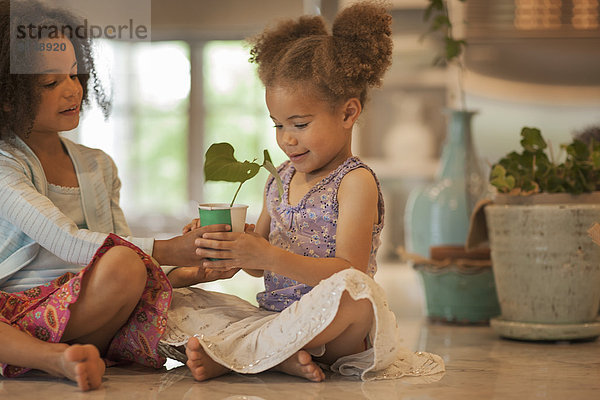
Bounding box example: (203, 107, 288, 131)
(340, 292, 374, 323)
(93, 246, 147, 290)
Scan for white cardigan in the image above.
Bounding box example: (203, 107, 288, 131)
(0, 135, 157, 289)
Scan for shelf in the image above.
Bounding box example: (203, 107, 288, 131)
(389, 0, 429, 9)
(384, 67, 447, 89)
(339, 0, 428, 10)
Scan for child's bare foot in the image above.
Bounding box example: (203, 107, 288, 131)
(185, 336, 230, 381)
(55, 344, 105, 391)
(273, 350, 325, 382)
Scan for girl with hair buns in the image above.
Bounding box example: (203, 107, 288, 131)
(162, 1, 444, 383)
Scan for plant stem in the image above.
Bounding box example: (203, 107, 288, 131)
(230, 182, 243, 207)
(444, 0, 466, 110)
(458, 60, 466, 110)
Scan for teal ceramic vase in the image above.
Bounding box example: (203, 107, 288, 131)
(405, 110, 486, 257)
(404, 110, 499, 323)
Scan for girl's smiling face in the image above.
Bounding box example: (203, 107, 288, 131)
(266, 84, 358, 178)
(31, 37, 83, 136)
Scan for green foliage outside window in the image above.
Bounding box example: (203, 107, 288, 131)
(127, 41, 190, 216)
(132, 100, 189, 213)
(202, 41, 285, 218)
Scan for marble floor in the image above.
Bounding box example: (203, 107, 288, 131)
(1, 263, 599, 399)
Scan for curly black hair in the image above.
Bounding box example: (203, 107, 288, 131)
(0, 0, 111, 140)
(248, 1, 393, 109)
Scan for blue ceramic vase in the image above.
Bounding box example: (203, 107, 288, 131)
(405, 110, 486, 257)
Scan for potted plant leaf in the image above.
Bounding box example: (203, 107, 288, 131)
(423, 0, 467, 109)
(480, 127, 600, 340)
(404, 0, 497, 324)
(201, 142, 283, 233)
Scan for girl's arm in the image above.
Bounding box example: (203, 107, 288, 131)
(197, 168, 379, 286)
(237, 178, 271, 278)
(241, 202, 270, 277)
(0, 157, 108, 266)
(0, 154, 218, 271)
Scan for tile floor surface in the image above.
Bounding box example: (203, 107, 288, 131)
(1, 263, 599, 399)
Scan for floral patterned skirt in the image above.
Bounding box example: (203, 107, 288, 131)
(0, 234, 172, 378)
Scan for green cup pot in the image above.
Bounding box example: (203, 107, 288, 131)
(198, 203, 248, 260)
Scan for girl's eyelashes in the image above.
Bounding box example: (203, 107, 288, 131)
(272, 123, 309, 129)
(41, 74, 78, 88)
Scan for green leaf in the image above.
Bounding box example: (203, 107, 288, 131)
(263, 159, 284, 198)
(431, 15, 451, 31)
(445, 37, 464, 61)
(591, 151, 600, 169)
(566, 139, 589, 161)
(262, 149, 284, 198)
(204, 143, 284, 205)
(521, 179, 540, 195)
(545, 175, 566, 193)
(520, 127, 546, 152)
(263, 149, 272, 165)
(204, 143, 260, 184)
(423, 0, 467, 66)
(490, 164, 515, 193)
(490, 126, 600, 195)
(424, 0, 444, 21)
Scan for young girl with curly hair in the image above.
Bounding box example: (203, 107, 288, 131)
(0, 0, 237, 391)
(161, 1, 444, 383)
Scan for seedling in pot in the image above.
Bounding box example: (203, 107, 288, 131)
(204, 142, 283, 207)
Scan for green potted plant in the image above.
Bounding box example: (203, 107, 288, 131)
(423, 0, 467, 108)
(201, 142, 282, 232)
(482, 127, 600, 340)
(405, 0, 497, 324)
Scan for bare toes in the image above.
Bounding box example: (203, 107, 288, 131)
(185, 337, 229, 381)
(274, 350, 324, 382)
(61, 344, 105, 391)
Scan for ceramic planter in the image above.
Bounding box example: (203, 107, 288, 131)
(411, 245, 500, 324)
(485, 197, 600, 340)
(414, 263, 500, 324)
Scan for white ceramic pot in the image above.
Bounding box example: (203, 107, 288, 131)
(485, 201, 600, 340)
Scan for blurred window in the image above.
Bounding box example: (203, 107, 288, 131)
(77, 40, 282, 235)
(202, 41, 283, 217)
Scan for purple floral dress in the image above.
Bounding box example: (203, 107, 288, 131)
(257, 157, 384, 312)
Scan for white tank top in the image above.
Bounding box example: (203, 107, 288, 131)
(1, 184, 86, 292)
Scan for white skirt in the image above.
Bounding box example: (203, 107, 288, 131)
(159, 269, 444, 381)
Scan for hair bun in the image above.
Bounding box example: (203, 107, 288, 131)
(291, 15, 328, 38)
(249, 15, 327, 67)
(332, 2, 392, 39)
(331, 2, 393, 88)
(248, 1, 393, 109)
